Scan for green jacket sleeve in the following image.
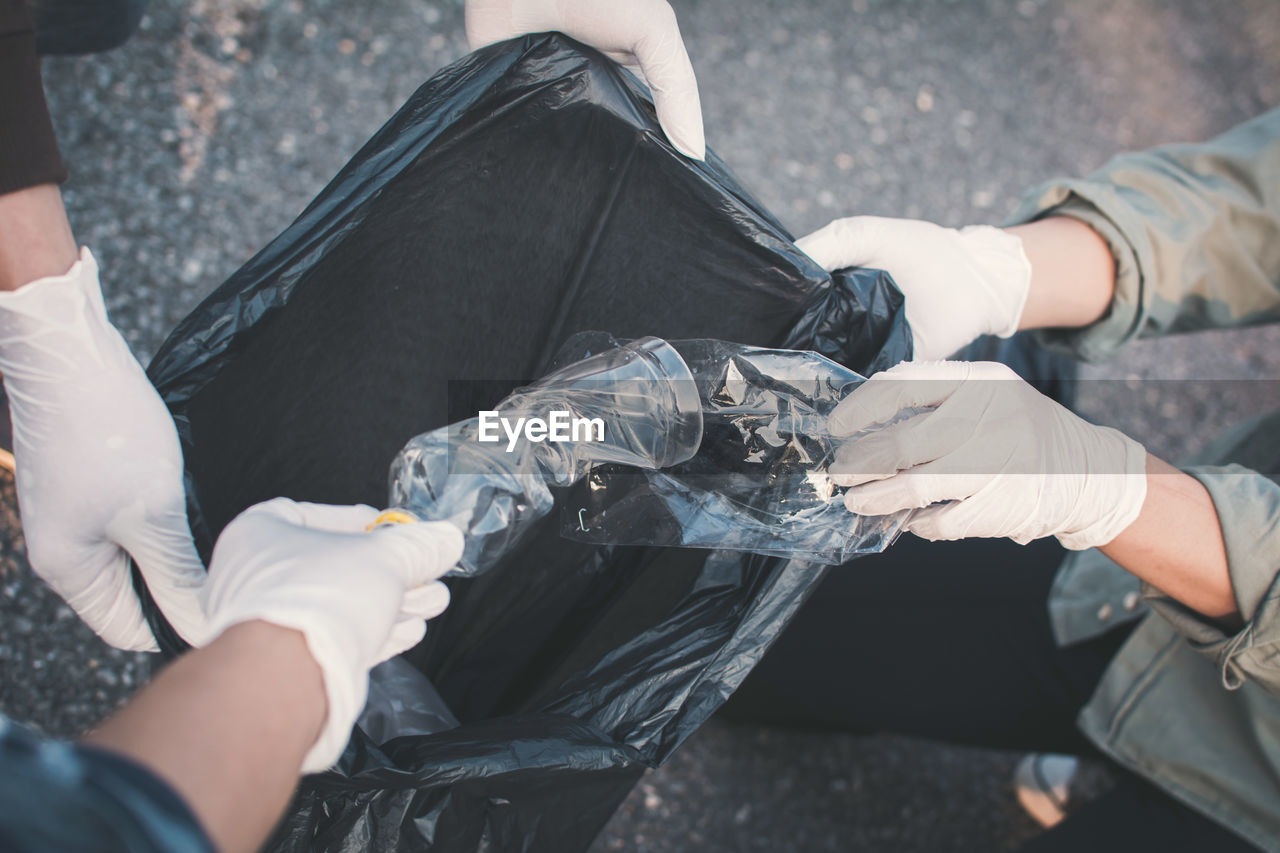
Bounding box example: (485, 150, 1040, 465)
(1139, 464, 1280, 695)
(1009, 111, 1280, 696)
(1143, 412, 1280, 695)
(1006, 108, 1280, 363)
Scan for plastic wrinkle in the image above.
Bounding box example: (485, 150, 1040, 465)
(356, 657, 460, 743)
(558, 335, 909, 564)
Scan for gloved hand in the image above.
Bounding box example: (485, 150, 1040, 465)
(201, 498, 463, 773)
(465, 0, 705, 159)
(827, 360, 1148, 550)
(797, 216, 1032, 361)
(0, 249, 207, 651)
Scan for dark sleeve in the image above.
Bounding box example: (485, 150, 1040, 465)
(0, 0, 69, 194)
(0, 716, 215, 853)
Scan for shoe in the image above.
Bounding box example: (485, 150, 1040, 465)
(1014, 754, 1079, 828)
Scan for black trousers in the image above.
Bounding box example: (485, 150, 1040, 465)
(721, 534, 1261, 852)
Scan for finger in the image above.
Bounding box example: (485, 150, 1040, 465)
(90, 592, 161, 652)
(233, 495, 304, 525)
(108, 500, 211, 647)
(842, 458, 987, 515)
(901, 488, 1038, 542)
(22, 529, 160, 652)
(237, 498, 382, 534)
(290, 501, 381, 533)
(463, 0, 515, 50)
(402, 581, 452, 622)
(95, 599, 163, 652)
(843, 476, 945, 516)
(828, 361, 971, 436)
(793, 216, 875, 268)
(796, 217, 883, 272)
(627, 4, 706, 159)
(464, 1, 705, 159)
(901, 500, 991, 542)
(372, 521, 465, 586)
(828, 409, 934, 488)
(59, 556, 161, 652)
(831, 400, 993, 488)
(378, 619, 429, 666)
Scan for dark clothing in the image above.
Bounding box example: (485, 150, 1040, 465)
(29, 0, 149, 56)
(0, 716, 214, 852)
(721, 534, 1262, 851)
(0, 0, 148, 194)
(0, 0, 67, 194)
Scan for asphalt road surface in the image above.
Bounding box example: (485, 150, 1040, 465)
(2, 1, 1277, 850)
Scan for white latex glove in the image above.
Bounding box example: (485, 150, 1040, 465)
(201, 498, 463, 773)
(797, 216, 1032, 361)
(827, 361, 1147, 550)
(465, 0, 705, 159)
(0, 249, 207, 651)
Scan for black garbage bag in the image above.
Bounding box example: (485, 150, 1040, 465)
(136, 34, 912, 852)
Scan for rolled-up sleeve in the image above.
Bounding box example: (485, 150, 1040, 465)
(1005, 108, 1280, 363)
(1141, 464, 1280, 695)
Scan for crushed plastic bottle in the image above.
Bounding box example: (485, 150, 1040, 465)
(387, 332, 907, 574)
(387, 336, 703, 575)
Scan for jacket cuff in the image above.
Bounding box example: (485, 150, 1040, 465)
(1142, 464, 1280, 692)
(1004, 182, 1150, 363)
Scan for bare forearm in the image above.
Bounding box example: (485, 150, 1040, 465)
(84, 621, 327, 853)
(1007, 220, 1234, 617)
(1100, 453, 1238, 622)
(0, 183, 78, 290)
(1006, 217, 1115, 332)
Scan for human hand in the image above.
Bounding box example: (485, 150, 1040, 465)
(827, 360, 1147, 550)
(200, 498, 463, 772)
(465, 0, 705, 159)
(0, 249, 206, 650)
(798, 216, 1032, 361)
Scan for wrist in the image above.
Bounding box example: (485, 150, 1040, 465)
(214, 621, 328, 747)
(1099, 457, 1237, 620)
(0, 247, 100, 353)
(957, 224, 1031, 338)
(1054, 432, 1148, 551)
(1007, 217, 1115, 331)
(0, 184, 78, 291)
(205, 609, 359, 773)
